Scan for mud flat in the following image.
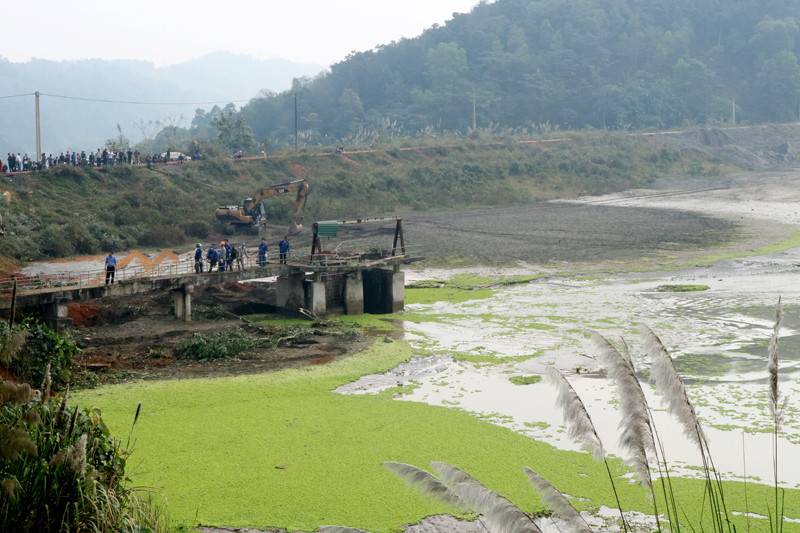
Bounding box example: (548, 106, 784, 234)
(343, 171, 800, 494)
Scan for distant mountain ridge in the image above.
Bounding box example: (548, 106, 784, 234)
(0, 52, 322, 156)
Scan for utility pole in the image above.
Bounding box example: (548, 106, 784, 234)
(472, 87, 477, 131)
(731, 96, 736, 125)
(35, 91, 42, 158)
(294, 92, 299, 151)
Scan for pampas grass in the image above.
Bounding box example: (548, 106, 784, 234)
(767, 298, 784, 533)
(40, 362, 51, 401)
(0, 329, 28, 366)
(639, 326, 733, 533)
(430, 462, 542, 533)
(384, 309, 789, 533)
(767, 298, 782, 417)
(545, 367, 603, 460)
(523, 467, 592, 533)
(386, 460, 543, 532)
(546, 367, 629, 531)
(384, 462, 463, 509)
(640, 325, 704, 449)
(591, 333, 655, 489)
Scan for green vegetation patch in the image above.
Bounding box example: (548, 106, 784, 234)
(76, 341, 800, 532)
(405, 272, 541, 305)
(451, 352, 542, 366)
(509, 375, 543, 386)
(448, 273, 540, 289)
(674, 353, 734, 377)
(405, 287, 494, 305)
(332, 314, 397, 332)
(655, 284, 711, 293)
(173, 330, 255, 361)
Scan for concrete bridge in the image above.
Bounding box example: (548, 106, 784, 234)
(0, 256, 407, 330)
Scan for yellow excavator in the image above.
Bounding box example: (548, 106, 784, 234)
(215, 179, 310, 234)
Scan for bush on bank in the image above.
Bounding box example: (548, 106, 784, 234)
(0, 327, 166, 532)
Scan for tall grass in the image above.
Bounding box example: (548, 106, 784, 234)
(767, 299, 785, 533)
(0, 327, 167, 532)
(386, 304, 787, 532)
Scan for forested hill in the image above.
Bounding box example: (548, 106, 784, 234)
(237, 0, 800, 144)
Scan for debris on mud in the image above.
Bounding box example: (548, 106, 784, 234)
(71, 283, 364, 385)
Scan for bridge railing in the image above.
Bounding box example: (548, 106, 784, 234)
(0, 248, 412, 298)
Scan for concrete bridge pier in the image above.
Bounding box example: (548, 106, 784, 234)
(388, 269, 405, 313)
(344, 271, 364, 315)
(304, 277, 327, 316)
(363, 268, 404, 314)
(44, 298, 72, 331)
(276, 272, 306, 312)
(173, 286, 193, 322)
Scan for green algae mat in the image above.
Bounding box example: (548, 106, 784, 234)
(77, 341, 800, 532)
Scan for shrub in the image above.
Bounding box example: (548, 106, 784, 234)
(0, 329, 165, 532)
(174, 330, 256, 361)
(137, 225, 185, 247)
(4, 322, 77, 391)
(179, 221, 210, 239)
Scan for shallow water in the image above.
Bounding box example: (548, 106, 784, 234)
(340, 254, 800, 488)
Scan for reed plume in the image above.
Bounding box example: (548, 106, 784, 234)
(545, 367, 603, 460)
(431, 461, 542, 533)
(0, 426, 38, 460)
(767, 298, 783, 417)
(0, 381, 35, 405)
(767, 298, 784, 533)
(40, 362, 52, 400)
(592, 333, 655, 488)
(55, 386, 70, 428)
(523, 467, 592, 533)
(0, 329, 28, 366)
(640, 325, 704, 448)
(384, 462, 463, 508)
(545, 367, 628, 531)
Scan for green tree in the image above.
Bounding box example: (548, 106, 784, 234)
(330, 89, 366, 138)
(212, 105, 257, 153)
(416, 42, 471, 129)
(755, 51, 800, 121)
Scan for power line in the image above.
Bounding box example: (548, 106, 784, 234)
(0, 91, 251, 105)
(0, 92, 35, 100)
(39, 92, 253, 106)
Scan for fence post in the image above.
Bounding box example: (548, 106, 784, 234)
(9, 279, 17, 328)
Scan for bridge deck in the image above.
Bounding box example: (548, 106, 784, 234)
(0, 254, 407, 310)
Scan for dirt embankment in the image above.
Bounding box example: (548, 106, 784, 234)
(0, 256, 19, 276)
(655, 123, 800, 169)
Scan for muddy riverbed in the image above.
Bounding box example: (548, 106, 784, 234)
(342, 171, 800, 491)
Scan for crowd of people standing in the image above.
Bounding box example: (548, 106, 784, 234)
(2, 145, 200, 174)
(193, 237, 291, 274)
(4, 149, 143, 173)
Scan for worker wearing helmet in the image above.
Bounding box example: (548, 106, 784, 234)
(194, 243, 204, 273)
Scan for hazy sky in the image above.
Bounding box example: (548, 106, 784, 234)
(3, 0, 482, 67)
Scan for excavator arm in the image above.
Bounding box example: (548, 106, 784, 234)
(216, 179, 310, 233)
(242, 179, 309, 216)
